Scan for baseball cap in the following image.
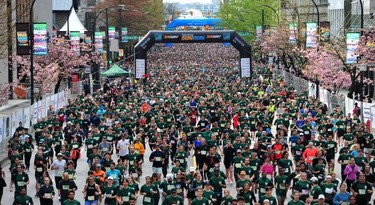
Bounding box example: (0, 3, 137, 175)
(189, 167, 195, 172)
(310, 177, 318, 182)
(236, 149, 242, 153)
(318, 194, 325, 199)
(107, 176, 113, 180)
(57, 153, 63, 157)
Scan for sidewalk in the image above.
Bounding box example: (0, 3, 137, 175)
(0, 99, 30, 166)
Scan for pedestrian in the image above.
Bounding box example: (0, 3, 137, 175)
(37, 177, 55, 205)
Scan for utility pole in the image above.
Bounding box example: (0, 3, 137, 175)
(7, 0, 13, 99)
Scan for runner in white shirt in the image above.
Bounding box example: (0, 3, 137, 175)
(51, 153, 67, 188)
(117, 135, 130, 163)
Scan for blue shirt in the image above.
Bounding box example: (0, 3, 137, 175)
(105, 169, 121, 187)
(333, 192, 350, 205)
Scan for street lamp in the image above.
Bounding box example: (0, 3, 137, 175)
(29, 0, 37, 105)
(310, 0, 320, 29)
(92, 5, 125, 67)
(91, 5, 125, 90)
(261, 5, 279, 26)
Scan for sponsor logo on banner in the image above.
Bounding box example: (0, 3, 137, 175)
(193, 36, 205, 41)
(155, 33, 162, 41)
(223, 33, 230, 40)
(164, 35, 179, 39)
(233, 36, 245, 47)
(206, 35, 221, 39)
(181, 34, 193, 41)
(140, 37, 151, 49)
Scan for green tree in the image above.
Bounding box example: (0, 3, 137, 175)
(218, 0, 279, 41)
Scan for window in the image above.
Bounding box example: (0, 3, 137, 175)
(320, 0, 328, 5)
(87, 0, 96, 6)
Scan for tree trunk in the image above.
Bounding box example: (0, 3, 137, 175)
(54, 75, 62, 94)
(348, 74, 357, 99)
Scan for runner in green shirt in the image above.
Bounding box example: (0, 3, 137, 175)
(62, 191, 81, 205)
(287, 192, 305, 205)
(140, 176, 157, 205)
(191, 188, 210, 205)
(13, 188, 33, 205)
(161, 189, 183, 205)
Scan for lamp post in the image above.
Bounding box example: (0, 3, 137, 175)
(29, 0, 37, 105)
(311, 0, 320, 29)
(92, 5, 125, 68)
(261, 5, 279, 26)
(358, 0, 364, 102)
(91, 5, 124, 90)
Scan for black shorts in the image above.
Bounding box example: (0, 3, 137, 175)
(224, 161, 232, 169)
(48, 150, 54, 157)
(187, 191, 195, 199)
(337, 130, 345, 137)
(119, 155, 129, 161)
(326, 154, 335, 162)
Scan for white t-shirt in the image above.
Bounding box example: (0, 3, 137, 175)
(52, 160, 66, 177)
(117, 139, 130, 157)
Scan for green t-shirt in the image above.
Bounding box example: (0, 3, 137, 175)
(288, 200, 305, 205)
(13, 195, 33, 205)
(275, 174, 289, 196)
(209, 176, 226, 192)
(191, 197, 210, 205)
(162, 195, 183, 205)
(140, 184, 156, 205)
(62, 199, 81, 205)
(103, 185, 117, 205)
(117, 187, 135, 203)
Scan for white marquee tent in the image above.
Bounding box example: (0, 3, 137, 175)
(59, 9, 87, 33)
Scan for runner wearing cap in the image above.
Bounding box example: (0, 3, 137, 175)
(310, 177, 323, 203)
(162, 188, 183, 205)
(320, 175, 337, 204)
(102, 176, 117, 205)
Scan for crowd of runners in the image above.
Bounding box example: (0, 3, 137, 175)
(5, 43, 373, 205)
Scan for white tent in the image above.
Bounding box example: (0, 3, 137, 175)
(59, 9, 87, 33)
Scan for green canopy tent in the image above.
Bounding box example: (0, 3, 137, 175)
(100, 64, 130, 77)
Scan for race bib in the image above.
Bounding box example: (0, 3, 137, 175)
(122, 196, 129, 202)
(88, 196, 95, 201)
(359, 189, 366, 195)
(144, 197, 151, 203)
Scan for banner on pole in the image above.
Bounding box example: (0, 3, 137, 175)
(306, 22, 317, 48)
(16, 23, 30, 55)
(108, 26, 116, 41)
(95, 31, 104, 53)
(256, 26, 262, 39)
(288, 23, 297, 43)
(121, 27, 128, 42)
(70, 31, 80, 55)
(84, 31, 92, 44)
(346, 32, 360, 64)
(33, 22, 48, 55)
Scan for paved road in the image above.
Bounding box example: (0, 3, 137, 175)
(2, 133, 347, 205)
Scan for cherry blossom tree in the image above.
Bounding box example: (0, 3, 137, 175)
(255, 24, 307, 76)
(303, 46, 351, 93)
(0, 83, 13, 106)
(303, 30, 375, 98)
(14, 37, 101, 100)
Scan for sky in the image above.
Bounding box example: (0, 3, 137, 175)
(163, 0, 213, 4)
